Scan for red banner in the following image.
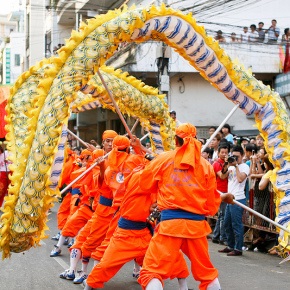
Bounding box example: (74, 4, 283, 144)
(284, 43, 290, 74)
(0, 87, 10, 139)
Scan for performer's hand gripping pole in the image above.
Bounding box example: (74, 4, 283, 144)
(60, 153, 108, 195)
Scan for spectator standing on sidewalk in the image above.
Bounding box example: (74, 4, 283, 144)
(256, 134, 264, 149)
(169, 110, 182, 127)
(208, 126, 217, 137)
(210, 134, 221, 162)
(201, 147, 214, 164)
(221, 123, 234, 144)
(219, 145, 249, 256)
(212, 144, 230, 245)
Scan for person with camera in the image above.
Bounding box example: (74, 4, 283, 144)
(218, 145, 249, 256)
(211, 143, 230, 245)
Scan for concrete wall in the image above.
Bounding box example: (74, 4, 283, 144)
(10, 32, 25, 83)
(169, 74, 256, 134)
(125, 42, 280, 74)
(26, 0, 45, 67)
(112, 41, 279, 135)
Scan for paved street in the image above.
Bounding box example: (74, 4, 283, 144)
(1, 203, 290, 290)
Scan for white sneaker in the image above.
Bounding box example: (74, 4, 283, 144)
(59, 269, 75, 280)
(73, 271, 88, 284)
(132, 267, 141, 279)
(50, 246, 61, 257)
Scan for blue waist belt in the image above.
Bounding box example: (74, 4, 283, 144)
(71, 188, 81, 195)
(118, 217, 147, 230)
(99, 196, 113, 207)
(161, 209, 205, 221)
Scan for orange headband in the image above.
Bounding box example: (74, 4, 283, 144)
(174, 123, 201, 169)
(102, 130, 118, 140)
(112, 135, 130, 150)
(175, 123, 197, 139)
(92, 149, 104, 159)
(80, 149, 92, 159)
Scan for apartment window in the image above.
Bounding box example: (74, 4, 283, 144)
(15, 54, 21, 66)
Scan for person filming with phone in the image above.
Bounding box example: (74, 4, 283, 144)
(218, 145, 250, 256)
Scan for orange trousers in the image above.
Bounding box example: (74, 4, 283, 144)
(70, 212, 94, 252)
(61, 204, 94, 237)
(87, 227, 152, 288)
(90, 209, 120, 261)
(57, 193, 80, 230)
(81, 203, 114, 258)
(138, 234, 218, 290)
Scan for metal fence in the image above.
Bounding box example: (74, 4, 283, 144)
(243, 186, 277, 234)
(209, 178, 277, 238)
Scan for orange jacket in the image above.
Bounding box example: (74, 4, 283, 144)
(120, 164, 156, 222)
(105, 154, 145, 210)
(139, 149, 220, 238)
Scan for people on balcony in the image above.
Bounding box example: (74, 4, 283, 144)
(214, 30, 226, 43)
(265, 19, 280, 43)
(257, 22, 266, 43)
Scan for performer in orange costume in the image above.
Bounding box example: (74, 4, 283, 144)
(85, 156, 190, 290)
(89, 135, 145, 265)
(58, 130, 118, 282)
(50, 148, 94, 257)
(138, 123, 234, 290)
(56, 148, 78, 231)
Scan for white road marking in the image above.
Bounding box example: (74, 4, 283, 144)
(270, 270, 284, 274)
(53, 256, 70, 269)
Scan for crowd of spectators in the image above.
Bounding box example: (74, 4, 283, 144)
(213, 19, 290, 44)
(201, 124, 278, 256)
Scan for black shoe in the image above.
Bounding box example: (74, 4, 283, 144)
(212, 239, 219, 244)
(227, 250, 243, 256)
(218, 247, 233, 253)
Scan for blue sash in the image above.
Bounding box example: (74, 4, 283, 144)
(99, 196, 113, 207)
(161, 209, 205, 221)
(71, 188, 81, 195)
(118, 217, 147, 230)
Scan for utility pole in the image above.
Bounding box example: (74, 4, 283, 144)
(156, 42, 171, 103)
(156, 0, 171, 103)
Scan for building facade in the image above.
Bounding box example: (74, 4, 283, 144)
(1, 0, 287, 141)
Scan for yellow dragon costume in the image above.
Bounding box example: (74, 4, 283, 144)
(0, 5, 289, 259)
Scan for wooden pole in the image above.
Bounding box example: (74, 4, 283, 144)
(218, 190, 290, 234)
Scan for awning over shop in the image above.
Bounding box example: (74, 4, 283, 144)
(0, 86, 10, 139)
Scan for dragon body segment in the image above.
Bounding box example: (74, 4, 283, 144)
(0, 5, 289, 259)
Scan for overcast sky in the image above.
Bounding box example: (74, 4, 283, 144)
(206, 0, 290, 31)
(0, 0, 17, 15)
